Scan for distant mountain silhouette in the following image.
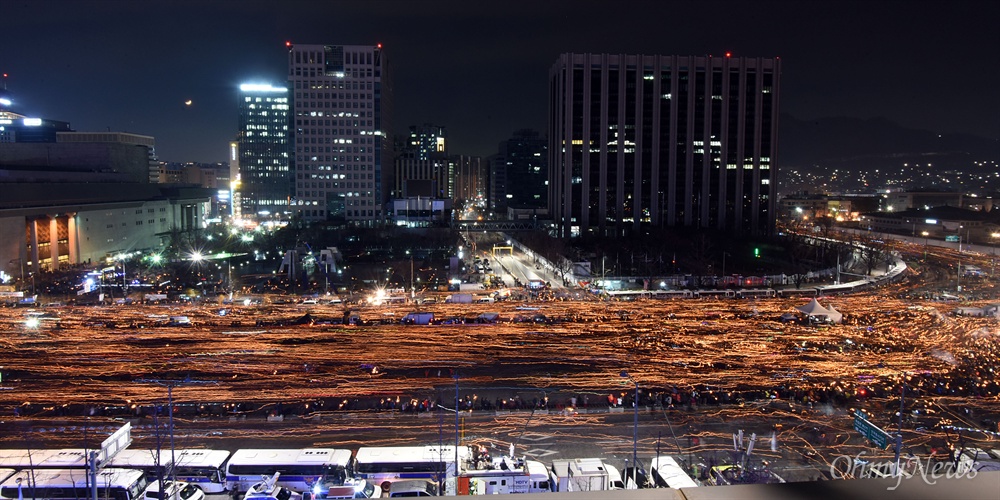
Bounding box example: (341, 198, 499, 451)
(778, 115, 999, 173)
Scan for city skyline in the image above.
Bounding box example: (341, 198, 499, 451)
(1, 0, 997, 164)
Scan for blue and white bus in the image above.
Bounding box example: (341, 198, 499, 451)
(225, 449, 352, 494)
(108, 449, 231, 494)
(0, 468, 149, 500)
(353, 446, 470, 496)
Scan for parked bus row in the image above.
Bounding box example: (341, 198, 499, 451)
(0, 446, 697, 498)
(603, 283, 889, 301)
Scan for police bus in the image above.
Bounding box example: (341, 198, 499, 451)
(225, 449, 352, 494)
(0, 468, 149, 500)
(109, 449, 231, 494)
(353, 446, 470, 496)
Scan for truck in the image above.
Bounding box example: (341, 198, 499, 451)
(445, 293, 474, 304)
(548, 458, 623, 492)
(458, 458, 550, 495)
(401, 311, 434, 325)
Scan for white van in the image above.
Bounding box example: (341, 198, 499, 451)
(143, 480, 206, 500)
(313, 479, 380, 499)
(387, 479, 438, 497)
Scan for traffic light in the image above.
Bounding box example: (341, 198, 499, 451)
(754, 247, 760, 258)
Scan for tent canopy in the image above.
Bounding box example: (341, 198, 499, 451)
(796, 298, 830, 316)
(825, 304, 844, 324)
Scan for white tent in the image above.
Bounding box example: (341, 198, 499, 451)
(796, 298, 830, 316)
(795, 298, 843, 324)
(825, 304, 844, 324)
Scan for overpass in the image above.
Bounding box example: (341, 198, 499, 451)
(454, 220, 539, 232)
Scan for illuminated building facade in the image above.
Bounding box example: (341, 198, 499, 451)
(287, 43, 393, 225)
(549, 53, 780, 237)
(237, 83, 291, 221)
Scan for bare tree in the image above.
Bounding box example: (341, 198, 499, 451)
(857, 234, 891, 275)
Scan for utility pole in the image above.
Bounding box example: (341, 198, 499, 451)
(137, 378, 217, 492)
(620, 371, 639, 488)
(894, 373, 906, 476)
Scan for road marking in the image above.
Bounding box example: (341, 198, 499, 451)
(525, 448, 560, 458)
(519, 432, 554, 442)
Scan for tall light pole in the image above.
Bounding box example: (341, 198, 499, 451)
(620, 371, 639, 487)
(117, 254, 128, 297)
(408, 250, 414, 300)
(956, 229, 963, 292)
(991, 232, 999, 278)
(921, 231, 929, 262)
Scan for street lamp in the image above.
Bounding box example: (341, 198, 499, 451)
(921, 231, 929, 262)
(620, 371, 639, 488)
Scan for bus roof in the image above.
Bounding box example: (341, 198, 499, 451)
(0, 449, 89, 469)
(108, 449, 171, 469)
(354, 446, 471, 464)
(116, 449, 230, 468)
(228, 449, 351, 466)
(1, 468, 146, 488)
(173, 449, 232, 467)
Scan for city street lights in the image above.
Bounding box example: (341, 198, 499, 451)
(620, 371, 639, 488)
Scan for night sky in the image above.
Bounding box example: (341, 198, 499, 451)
(2, 0, 997, 163)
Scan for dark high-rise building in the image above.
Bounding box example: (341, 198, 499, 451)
(408, 124, 446, 160)
(393, 151, 452, 200)
(549, 53, 780, 237)
(287, 43, 393, 225)
(491, 129, 547, 215)
(237, 83, 291, 221)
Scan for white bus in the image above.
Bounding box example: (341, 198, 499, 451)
(108, 449, 231, 494)
(353, 446, 470, 496)
(650, 455, 699, 489)
(225, 449, 352, 494)
(0, 449, 91, 470)
(0, 472, 12, 485)
(0, 468, 149, 500)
